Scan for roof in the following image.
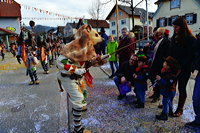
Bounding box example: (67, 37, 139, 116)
(155, 0, 169, 4)
(106, 4, 154, 20)
(85, 19, 109, 28)
(57, 26, 65, 34)
(67, 22, 78, 28)
(0, 27, 18, 36)
(0, 1, 21, 18)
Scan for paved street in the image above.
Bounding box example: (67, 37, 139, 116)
(0, 53, 199, 133)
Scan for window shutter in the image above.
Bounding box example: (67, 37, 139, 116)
(164, 18, 168, 26)
(193, 13, 197, 24)
(168, 17, 172, 26)
(156, 19, 160, 27)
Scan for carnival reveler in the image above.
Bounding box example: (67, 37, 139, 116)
(16, 20, 40, 85)
(0, 39, 5, 61)
(56, 24, 109, 133)
(37, 33, 50, 74)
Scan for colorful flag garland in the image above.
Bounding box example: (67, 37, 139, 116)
(20, 3, 81, 20)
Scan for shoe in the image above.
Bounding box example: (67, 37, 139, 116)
(109, 74, 114, 79)
(117, 95, 125, 100)
(35, 80, 40, 85)
(158, 104, 163, 109)
(185, 121, 200, 128)
(135, 103, 144, 108)
(173, 109, 183, 117)
(149, 95, 155, 99)
(168, 109, 174, 117)
(156, 113, 168, 121)
(151, 98, 160, 103)
(43, 71, 49, 74)
(133, 100, 138, 105)
(29, 81, 34, 85)
(82, 106, 87, 112)
(74, 128, 91, 133)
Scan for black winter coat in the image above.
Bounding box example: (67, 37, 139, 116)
(150, 37, 170, 77)
(192, 37, 200, 72)
(170, 35, 196, 72)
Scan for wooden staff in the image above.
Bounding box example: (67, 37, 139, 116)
(88, 36, 149, 68)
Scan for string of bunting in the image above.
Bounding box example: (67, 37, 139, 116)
(20, 3, 81, 20)
(22, 17, 71, 20)
(0, 0, 13, 4)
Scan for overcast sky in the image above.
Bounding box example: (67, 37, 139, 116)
(15, 0, 158, 27)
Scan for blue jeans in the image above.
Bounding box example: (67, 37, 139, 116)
(162, 96, 173, 114)
(109, 61, 119, 75)
(114, 76, 120, 94)
(134, 83, 147, 103)
(193, 73, 200, 124)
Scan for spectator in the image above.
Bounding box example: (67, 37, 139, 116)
(185, 37, 200, 128)
(143, 27, 159, 61)
(155, 56, 180, 120)
(106, 35, 119, 78)
(117, 27, 135, 68)
(133, 56, 149, 108)
(136, 46, 145, 57)
(149, 28, 171, 103)
(114, 54, 137, 100)
(100, 28, 108, 55)
(169, 17, 196, 117)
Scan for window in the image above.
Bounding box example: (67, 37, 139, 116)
(119, 11, 123, 16)
(111, 21, 115, 26)
(121, 19, 126, 25)
(171, 16, 178, 24)
(114, 12, 116, 17)
(170, 0, 180, 9)
(186, 14, 193, 25)
(112, 30, 116, 35)
(159, 18, 166, 27)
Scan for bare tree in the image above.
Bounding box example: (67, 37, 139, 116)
(88, 0, 113, 31)
(88, 0, 103, 20)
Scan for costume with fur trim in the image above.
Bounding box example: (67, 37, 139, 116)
(57, 24, 105, 133)
(16, 21, 40, 85)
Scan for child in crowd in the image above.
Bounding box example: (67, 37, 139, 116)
(155, 56, 180, 120)
(136, 46, 145, 57)
(106, 35, 119, 78)
(133, 56, 149, 108)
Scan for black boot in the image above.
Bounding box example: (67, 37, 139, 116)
(117, 94, 125, 100)
(168, 108, 174, 117)
(135, 102, 144, 108)
(156, 112, 168, 121)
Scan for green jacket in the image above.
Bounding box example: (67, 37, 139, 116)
(106, 41, 118, 61)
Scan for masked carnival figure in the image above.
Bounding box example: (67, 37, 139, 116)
(57, 24, 109, 133)
(37, 33, 50, 74)
(16, 20, 40, 85)
(0, 39, 5, 61)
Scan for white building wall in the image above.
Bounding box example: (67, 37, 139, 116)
(153, 0, 200, 36)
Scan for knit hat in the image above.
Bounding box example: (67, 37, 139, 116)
(172, 17, 186, 27)
(138, 56, 147, 63)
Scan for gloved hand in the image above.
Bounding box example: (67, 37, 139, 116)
(101, 54, 111, 60)
(74, 68, 86, 75)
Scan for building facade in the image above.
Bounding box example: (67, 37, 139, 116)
(153, 0, 200, 36)
(106, 4, 154, 38)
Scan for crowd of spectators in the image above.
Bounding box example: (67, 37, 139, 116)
(101, 17, 200, 129)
